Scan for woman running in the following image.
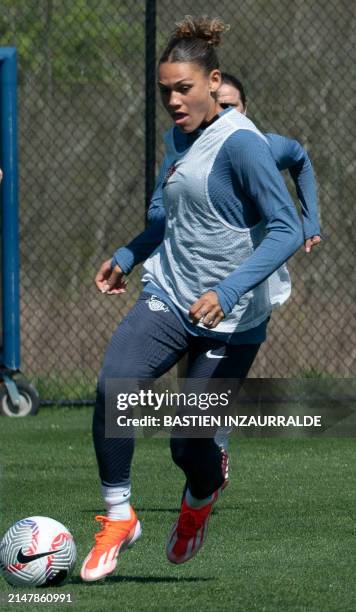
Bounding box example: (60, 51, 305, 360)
(81, 16, 305, 581)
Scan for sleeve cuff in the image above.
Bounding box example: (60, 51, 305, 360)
(212, 286, 238, 317)
(112, 247, 135, 275)
(303, 221, 321, 240)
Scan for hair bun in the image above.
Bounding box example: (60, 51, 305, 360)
(173, 15, 229, 47)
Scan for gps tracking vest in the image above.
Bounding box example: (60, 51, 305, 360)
(142, 110, 291, 334)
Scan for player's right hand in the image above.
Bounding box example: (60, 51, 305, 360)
(304, 235, 322, 253)
(94, 259, 127, 295)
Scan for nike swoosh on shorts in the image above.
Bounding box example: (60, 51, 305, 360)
(206, 350, 228, 359)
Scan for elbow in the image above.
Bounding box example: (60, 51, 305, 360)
(147, 210, 158, 225)
(147, 207, 165, 226)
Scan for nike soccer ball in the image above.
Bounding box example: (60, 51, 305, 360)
(0, 516, 76, 587)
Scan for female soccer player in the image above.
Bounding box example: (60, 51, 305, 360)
(81, 16, 305, 581)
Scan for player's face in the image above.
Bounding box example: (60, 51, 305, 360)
(158, 62, 221, 133)
(217, 83, 246, 114)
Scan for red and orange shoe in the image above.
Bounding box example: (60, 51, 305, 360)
(80, 508, 141, 582)
(166, 489, 220, 564)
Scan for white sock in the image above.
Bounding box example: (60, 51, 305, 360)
(185, 488, 213, 509)
(214, 425, 232, 450)
(101, 484, 131, 520)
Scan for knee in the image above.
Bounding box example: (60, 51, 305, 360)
(96, 359, 131, 400)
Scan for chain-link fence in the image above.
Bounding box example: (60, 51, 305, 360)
(1, 1, 355, 400)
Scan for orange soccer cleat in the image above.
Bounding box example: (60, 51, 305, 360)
(80, 508, 141, 582)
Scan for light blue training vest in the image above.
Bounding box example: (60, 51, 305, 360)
(142, 110, 291, 334)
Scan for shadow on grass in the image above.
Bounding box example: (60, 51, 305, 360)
(136, 505, 235, 512)
(82, 506, 235, 514)
(71, 575, 213, 585)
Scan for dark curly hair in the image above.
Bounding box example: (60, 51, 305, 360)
(159, 16, 230, 74)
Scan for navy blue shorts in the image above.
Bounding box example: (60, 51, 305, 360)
(99, 292, 260, 379)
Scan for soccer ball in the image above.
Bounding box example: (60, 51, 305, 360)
(0, 516, 76, 587)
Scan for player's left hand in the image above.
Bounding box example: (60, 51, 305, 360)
(189, 290, 224, 329)
(304, 235, 322, 253)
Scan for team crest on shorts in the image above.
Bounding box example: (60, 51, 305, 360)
(146, 295, 170, 312)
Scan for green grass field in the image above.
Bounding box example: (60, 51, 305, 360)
(0, 407, 355, 611)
